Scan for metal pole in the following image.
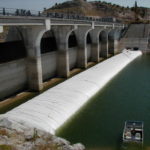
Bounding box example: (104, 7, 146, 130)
(38, 11, 41, 17)
(3, 8, 5, 15)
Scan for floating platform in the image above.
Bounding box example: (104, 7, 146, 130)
(123, 121, 144, 144)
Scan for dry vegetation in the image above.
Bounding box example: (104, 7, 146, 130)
(45, 0, 150, 23)
(45, 0, 135, 20)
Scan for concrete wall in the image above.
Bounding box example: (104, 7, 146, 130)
(0, 59, 27, 100)
(0, 52, 58, 100)
(0, 48, 79, 99)
(87, 44, 91, 61)
(69, 47, 77, 70)
(118, 38, 149, 51)
(119, 24, 150, 51)
(41, 48, 78, 81)
(41, 52, 57, 81)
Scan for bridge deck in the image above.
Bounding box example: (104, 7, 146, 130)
(0, 16, 123, 27)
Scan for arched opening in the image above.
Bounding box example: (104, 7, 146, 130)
(40, 30, 58, 81)
(68, 31, 78, 70)
(87, 33, 92, 44)
(99, 30, 108, 58)
(40, 30, 57, 53)
(86, 32, 92, 62)
(0, 26, 26, 63)
(0, 26, 27, 100)
(68, 31, 77, 48)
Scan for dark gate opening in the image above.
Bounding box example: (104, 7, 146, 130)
(40, 31, 57, 53)
(68, 32, 77, 48)
(0, 40, 26, 63)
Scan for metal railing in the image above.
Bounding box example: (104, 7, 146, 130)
(0, 7, 39, 16)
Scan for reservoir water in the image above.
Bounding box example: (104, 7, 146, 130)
(56, 54, 150, 150)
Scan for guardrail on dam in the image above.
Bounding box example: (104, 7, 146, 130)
(0, 50, 142, 134)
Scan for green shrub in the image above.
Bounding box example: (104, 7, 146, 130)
(0, 145, 15, 150)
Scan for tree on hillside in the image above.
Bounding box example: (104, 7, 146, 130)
(134, 1, 138, 14)
(135, 1, 137, 9)
(131, 1, 139, 21)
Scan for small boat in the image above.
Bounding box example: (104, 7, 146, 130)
(123, 121, 144, 145)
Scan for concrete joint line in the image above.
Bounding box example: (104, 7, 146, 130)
(74, 24, 78, 30)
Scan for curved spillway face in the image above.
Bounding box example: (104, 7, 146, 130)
(0, 50, 142, 134)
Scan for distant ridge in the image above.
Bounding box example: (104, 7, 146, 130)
(45, 0, 150, 22)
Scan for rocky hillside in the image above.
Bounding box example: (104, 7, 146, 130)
(45, 0, 149, 22)
(45, 0, 134, 21)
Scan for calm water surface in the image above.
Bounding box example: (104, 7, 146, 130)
(56, 55, 150, 150)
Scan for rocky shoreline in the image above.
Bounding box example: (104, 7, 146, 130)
(0, 118, 85, 150)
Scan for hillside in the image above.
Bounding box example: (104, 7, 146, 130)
(45, 0, 149, 22)
(45, 0, 134, 21)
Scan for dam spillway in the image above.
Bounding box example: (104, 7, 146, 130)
(0, 50, 142, 134)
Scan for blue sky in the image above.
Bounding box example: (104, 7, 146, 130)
(0, 0, 149, 11)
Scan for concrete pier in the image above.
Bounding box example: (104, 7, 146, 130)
(53, 26, 77, 78)
(108, 29, 120, 55)
(100, 30, 108, 58)
(90, 27, 103, 62)
(0, 50, 142, 134)
(21, 19, 50, 91)
(75, 26, 93, 68)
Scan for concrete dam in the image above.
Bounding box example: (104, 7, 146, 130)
(0, 16, 124, 100)
(119, 24, 150, 52)
(0, 14, 148, 136)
